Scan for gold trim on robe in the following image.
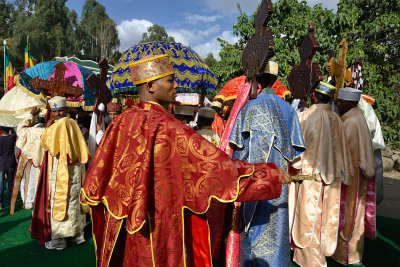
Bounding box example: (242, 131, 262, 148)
(41, 117, 90, 221)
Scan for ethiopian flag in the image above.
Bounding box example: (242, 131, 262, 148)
(24, 43, 37, 69)
(4, 45, 15, 91)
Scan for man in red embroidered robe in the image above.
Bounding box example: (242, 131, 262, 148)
(80, 54, 291, 267)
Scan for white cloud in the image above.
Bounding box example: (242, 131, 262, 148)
(184, 14, 223, 24)
(116, 18, 238, 62)
(168, 25, 221, 46)
(193, 31, 240, 60)
(117, 19, 153, 51)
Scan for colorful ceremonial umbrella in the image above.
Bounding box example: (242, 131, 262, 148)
(214, 76, 291, 101)
(0, 78, 46, 127)
(272, 79, 291, 99)
(108, 41, 218, 95)
(19, 61, 96, 110)
(214, 76, 246, 102)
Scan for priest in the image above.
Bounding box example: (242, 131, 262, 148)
(289, 82, 352, 266)
(333, 87, 376, 265)
(80, 54, 291, 267)
(42, 96, 90, 250)
(10, 107, 45, 213)
(228, 61, 306, 267)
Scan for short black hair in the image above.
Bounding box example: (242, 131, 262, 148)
(314, 91, 331, 104)
(256, 73, 277, 88)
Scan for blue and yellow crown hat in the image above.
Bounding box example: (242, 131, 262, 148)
(315, 82, 336, 97)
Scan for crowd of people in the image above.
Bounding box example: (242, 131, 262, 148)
(0, 53, 383, 267)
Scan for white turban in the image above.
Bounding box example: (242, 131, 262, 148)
(338, 87, 362, 102)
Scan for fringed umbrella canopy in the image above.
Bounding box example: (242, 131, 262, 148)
(108, 42, 218, 95)
(19, 61, 96, 110)
(214, 75, 291, 101)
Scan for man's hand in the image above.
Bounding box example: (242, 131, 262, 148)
(279, 168, 292, 184)
(46, 118, 55, 128)
(30, 107, 40, 117)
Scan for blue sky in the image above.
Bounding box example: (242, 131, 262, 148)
(20, 0, 340, 59)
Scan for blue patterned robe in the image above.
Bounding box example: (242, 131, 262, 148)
(229, 90, 305, 267)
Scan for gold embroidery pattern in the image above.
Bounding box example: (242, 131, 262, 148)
(81, 102, 278, 266)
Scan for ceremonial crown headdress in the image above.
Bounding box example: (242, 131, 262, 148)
(107, 98, 122, 113)
(315, 82, 336, 97)
(129, 54, 175, 85)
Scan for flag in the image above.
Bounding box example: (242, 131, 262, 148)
(4, 45, 15, 91)
(25, 42, 37, 69)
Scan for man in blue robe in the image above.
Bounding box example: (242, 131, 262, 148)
(229, 62, 306, 266)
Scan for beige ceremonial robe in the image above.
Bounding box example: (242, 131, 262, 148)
(289, 104, 352, 267)
(49, 158, 86, 239)
(10, 115, 44, 214)
(333, 107, 375, 265)
(41, 117, 90, 239)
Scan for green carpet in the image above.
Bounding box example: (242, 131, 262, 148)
(1, 194, 399, 266)
(0, 197, 96, 267)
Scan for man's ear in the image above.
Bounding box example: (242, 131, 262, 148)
(147, 80, 156, 93)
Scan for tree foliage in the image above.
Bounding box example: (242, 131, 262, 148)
(204, 52, 217, 69)
(80, 0, 119, 60)
(211, 0, 400, 146)
(0, 0, 120, 76)
(140, 24, 175, 43)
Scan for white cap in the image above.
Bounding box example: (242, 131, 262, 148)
(48, 96, 67, 110)
(338, 87, 362, 102)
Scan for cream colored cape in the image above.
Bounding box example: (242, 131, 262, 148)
(292, 104, 353, 184)
(341, 107, 375, 179)
(16, 114, 45, 166)
(358, 98, 385, 151)
(333, 107, 376, 264)
(289, 104, 353, 266)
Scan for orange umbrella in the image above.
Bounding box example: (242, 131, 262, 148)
(214, 76, 246, 101)
(215, 76, 291, 101)
(272, 80, 291, 99)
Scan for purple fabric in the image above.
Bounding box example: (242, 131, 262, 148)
(364, 175, 376, 239)
(0, 133, 17, 171)
(47, 61, 84, 103)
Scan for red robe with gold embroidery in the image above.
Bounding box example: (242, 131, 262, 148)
(81, 101, 282, 267)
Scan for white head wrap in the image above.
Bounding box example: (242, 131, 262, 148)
(338, 87, 362, 101)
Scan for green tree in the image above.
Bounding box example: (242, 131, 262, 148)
(140, 24, 175, 43)
(0, 0, 13, 39)
(0, 0, 14, 87)
(79, 0, 120, 60)
(212, 0, 400, 146)
(204, 52, 217, 68)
